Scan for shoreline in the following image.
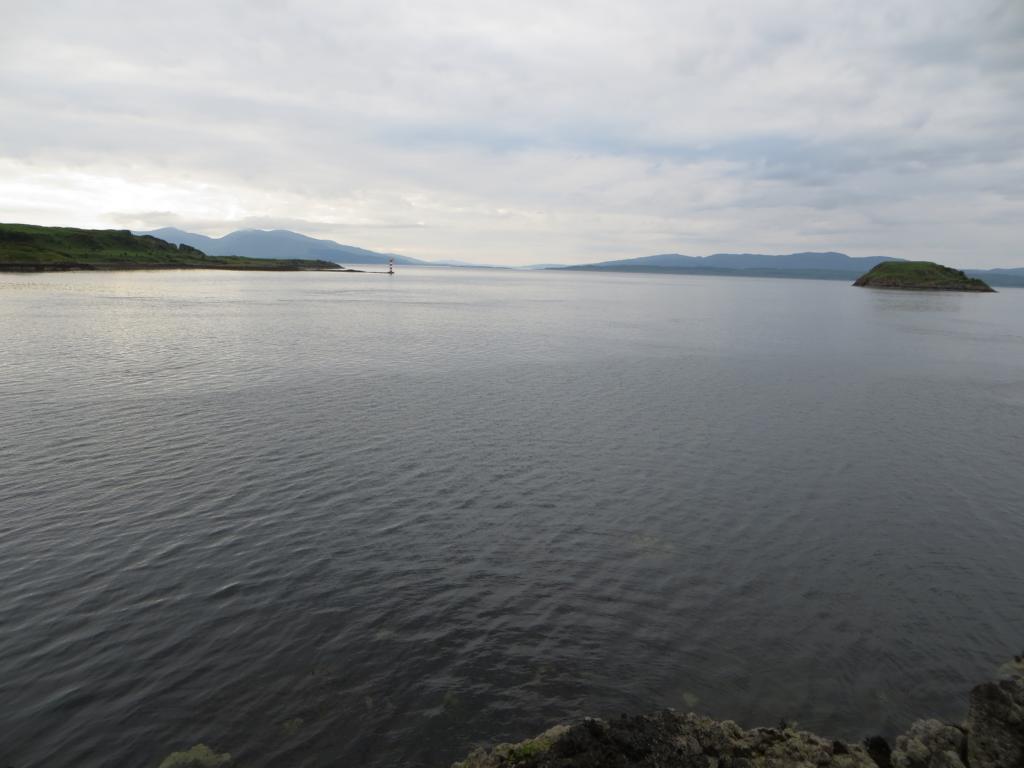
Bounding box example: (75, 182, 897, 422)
(451, 658, 1024, 768)
(0, 263, 359, 273)
(157, 658, 1024, 768)
(0, 223, 362, 273)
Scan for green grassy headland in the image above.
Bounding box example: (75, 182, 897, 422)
(0, 223, 345, 271)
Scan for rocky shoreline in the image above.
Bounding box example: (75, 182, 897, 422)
(453, 658, 1023, 768)
(158, 658, 1023, 768)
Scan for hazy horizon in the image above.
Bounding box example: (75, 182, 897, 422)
(2, 1, 1022, 267)
(125, 224, 1001, 270)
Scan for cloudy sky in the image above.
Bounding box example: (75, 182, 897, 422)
(2, 0, 1022, 266)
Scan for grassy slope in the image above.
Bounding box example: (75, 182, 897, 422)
(0, 223, 343, 271)
(853, 260, 995, 291)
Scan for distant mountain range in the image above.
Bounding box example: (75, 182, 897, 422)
(138, 227, 429, 266)
(135, 229, 1024, 285)
(562, 251, 897, 272)
(139, 227, 570, 270)
(556, 252, 1024, 287)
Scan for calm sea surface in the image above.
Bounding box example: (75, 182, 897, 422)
(1, 268, 1023, 767)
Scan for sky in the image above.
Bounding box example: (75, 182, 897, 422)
(1, 0, 1022, 267)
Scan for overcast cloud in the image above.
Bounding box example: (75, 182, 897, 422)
(1, 0, 1022, 266)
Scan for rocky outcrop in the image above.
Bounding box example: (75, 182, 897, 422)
(155, 659, 1024, 767)
(454, 657, 1024, 768)
(965, 660, 1024, 768)
(891, 719, 967, 768)
(454, 711, 877, 768)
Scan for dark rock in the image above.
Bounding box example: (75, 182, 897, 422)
(966, 668, 1024, 768)
(450, 658, 1024, 768)
(864, 735, 893, 768)
(452, 710, 874, 767)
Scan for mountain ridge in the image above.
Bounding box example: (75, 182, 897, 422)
(132, 229, 1024, 284)
(139, 227, 428, 266)
(559, 251, 901, 272)
(556, 251, 1024, 286)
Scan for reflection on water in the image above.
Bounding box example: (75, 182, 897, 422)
(0, 269, 1022, 768)
(866, 288, 967, 313)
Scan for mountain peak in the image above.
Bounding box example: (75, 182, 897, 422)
(135, 227, 425, 265)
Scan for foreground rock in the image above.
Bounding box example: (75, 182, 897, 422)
(965, 659, 1024, 768)
(890, 719, 967, 768)
(453, 712, 876, 767)
(453, 658, 1024, 768)
(154, 659, 1023, 767)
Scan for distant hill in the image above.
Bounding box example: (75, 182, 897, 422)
(0, 223, 345, 272)
(559, 251, 900, 276)
(425, 259, 507, 268)
(967, 268, 1024, 287)
(140, 227, 427, 266)
(555, 251, 1024, 286)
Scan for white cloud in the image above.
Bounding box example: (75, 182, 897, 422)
(1, 0, 1021, 265)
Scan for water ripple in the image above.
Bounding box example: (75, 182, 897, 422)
(0, 270, 1022, 767)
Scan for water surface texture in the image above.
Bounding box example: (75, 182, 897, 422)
(1, 269, 1022, 767)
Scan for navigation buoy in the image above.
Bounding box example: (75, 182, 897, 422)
(388, 257, 394, 275)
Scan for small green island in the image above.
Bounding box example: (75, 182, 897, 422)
(853, 260, 995, 292)
(0, 223, 351, 272)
